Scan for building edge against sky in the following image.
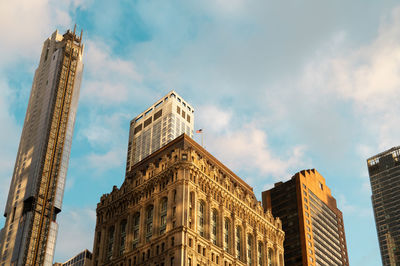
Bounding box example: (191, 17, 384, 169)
(367, 146, 400, 266)
(92, 134, 285, 266)
(262, 169, 349, 266)
(126, 91, 194, 173)
(0, 28, 84, 266)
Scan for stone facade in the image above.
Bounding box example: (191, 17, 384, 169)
(92, 134, 284, 266)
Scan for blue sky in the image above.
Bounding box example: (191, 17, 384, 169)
(1, 0, 400, 264)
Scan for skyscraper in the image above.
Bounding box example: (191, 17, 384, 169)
(262, 169, 349, 266)
(126, 91, 194, 172)
(92, 134, 285, 266)
(53, 249, 92, 266)
(0, 28, 84, 266)
(367, 146, 400, 266)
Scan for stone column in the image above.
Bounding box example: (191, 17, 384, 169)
(219, 200, 224, 248)
(206, 193, 212, 240)
(126, 212, 133, 252)
(113, 220, 121, 259)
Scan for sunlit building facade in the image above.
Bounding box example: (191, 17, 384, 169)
(53, 249, 92, 266)
(126, 91, 194, 172)
(262, 169, 349, 266)
(367, 147, 400, 266)
(92, 134, 285, 266)
(0, 28, 84, 266)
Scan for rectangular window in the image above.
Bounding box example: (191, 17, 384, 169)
(154, 110, 162, 121)
(144, 117, 152, 128)
(134, 124, 142, 134)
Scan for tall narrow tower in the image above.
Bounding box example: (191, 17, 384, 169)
(367, 147, 400, 266)
(0, 28, 84, 266)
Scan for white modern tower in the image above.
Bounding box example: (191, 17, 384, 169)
(0, 28, 84, 266)
(126, 91, 194, 171)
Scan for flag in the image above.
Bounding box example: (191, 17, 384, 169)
(196, 129, 203, 133)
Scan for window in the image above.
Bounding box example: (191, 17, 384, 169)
(211, 209, 218, 245)
(267, 248, 274, 266)
(319, 182, 324, 190)
(160, 198, 168, 234)
(119, 219, 127, 255)
(247, 234, 253, 266)
(258, 242, 263, 266)
(198, 201, 205, 237)
(106, 226, 115, 261)
(146, 205, 154, 241)
(224, 218, 231, 252)
(133, 212, 140, 248)
(236, 226, 242, 260)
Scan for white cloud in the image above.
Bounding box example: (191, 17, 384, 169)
(196, 105, 307, 178)
(55, 207, 96, 262)
(80, 112, 129, 148)
(81, 40, 143, 105)
(299, 7, 400, 151)
(337, 194, 372, 218)
(0, 0, 81, 66)
(85, 148, 125, 173)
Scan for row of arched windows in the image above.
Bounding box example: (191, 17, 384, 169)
(195, 200, 281, 266)
(104, 194, 175, 261)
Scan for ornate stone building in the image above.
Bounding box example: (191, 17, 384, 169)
(92, 134, 285, 266)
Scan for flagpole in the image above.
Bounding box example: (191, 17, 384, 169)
(196, 129, 204, 147)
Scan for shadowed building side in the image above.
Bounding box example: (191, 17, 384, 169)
(367, 147, 400, 266)
(262, 169, 349, 266)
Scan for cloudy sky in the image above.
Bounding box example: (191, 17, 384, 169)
(1, 0, 400, 264)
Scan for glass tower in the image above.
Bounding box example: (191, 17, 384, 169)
(367, 146, 400, 266)
(0, 28, 84, 266)
(126, 91, 194, 171)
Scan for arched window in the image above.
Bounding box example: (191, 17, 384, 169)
(160, 197, 168, 234)
(119, 219, 127, 255)
(132, 212, 140, 248)
(258, 242, 263, 266)
(211, 209, 218, 245)
(198, 201, 205, 237)
(236, 226, 242, 260)
(267, 248, 274, 266)
(106, 226, 115, 261)
(146, 205, 154, 242)
(224, 218, 231, 252)
(279, 253, 283, 266)
(247, 234, 253, 265)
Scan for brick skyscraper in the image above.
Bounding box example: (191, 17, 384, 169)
(262, 169, 349, 266)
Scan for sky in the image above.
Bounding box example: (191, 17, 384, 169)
(1, 0, 400, 264)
